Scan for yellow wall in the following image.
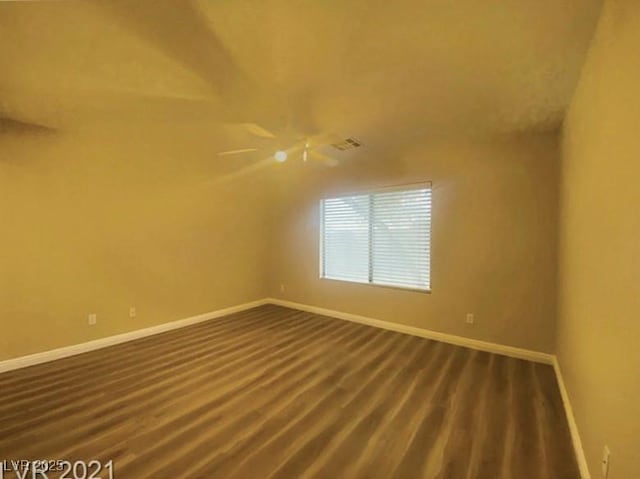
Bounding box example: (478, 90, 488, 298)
(0, 125, 270, 361)
(1, 128, 561, 361)
(269, 133, 560, 353)
(558, 0, 640, 477)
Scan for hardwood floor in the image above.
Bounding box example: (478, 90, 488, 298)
(0, 305, 579, 478)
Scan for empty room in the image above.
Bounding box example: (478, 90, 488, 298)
(1, 1, 639, 478)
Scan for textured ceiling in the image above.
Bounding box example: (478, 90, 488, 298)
(0, 0, 602, 147)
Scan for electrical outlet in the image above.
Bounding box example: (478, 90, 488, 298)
(466, 313, 475, 324)
(602, 445, 610, 478)
(129, 307, 136, 318)
(88, 314, 97, 326)
(280, 284, 285, 293)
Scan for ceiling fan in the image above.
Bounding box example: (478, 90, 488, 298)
(216, 123, 362, 167)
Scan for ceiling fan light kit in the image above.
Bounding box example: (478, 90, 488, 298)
(274, 150, 288, 162)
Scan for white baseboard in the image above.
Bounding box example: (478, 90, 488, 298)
(267, 299, 593, 475)
(266, 298, 554, 364)
(553, 357, 591, 479)
(0, 299, 269, 374)
(1, 296, 554, 370)
(2, 296, 586, 478)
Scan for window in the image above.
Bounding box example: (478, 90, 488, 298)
(320, 184, 431, 291)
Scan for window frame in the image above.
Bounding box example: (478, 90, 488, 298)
(319, 182, 432, 294)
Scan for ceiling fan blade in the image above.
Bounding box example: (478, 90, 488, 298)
(241, 123, 276, 139)
(217, 148, 258, 157)
(304, 133, 341, 148)
(309, 150, 339, 167)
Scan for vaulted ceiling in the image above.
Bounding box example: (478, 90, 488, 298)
(0, 0, 602, 151)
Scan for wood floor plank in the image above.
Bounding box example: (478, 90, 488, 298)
(0, 304, 580, 479)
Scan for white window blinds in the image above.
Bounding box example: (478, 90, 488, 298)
(321, 194, 370, 283)
(320, 185, 431, 291)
